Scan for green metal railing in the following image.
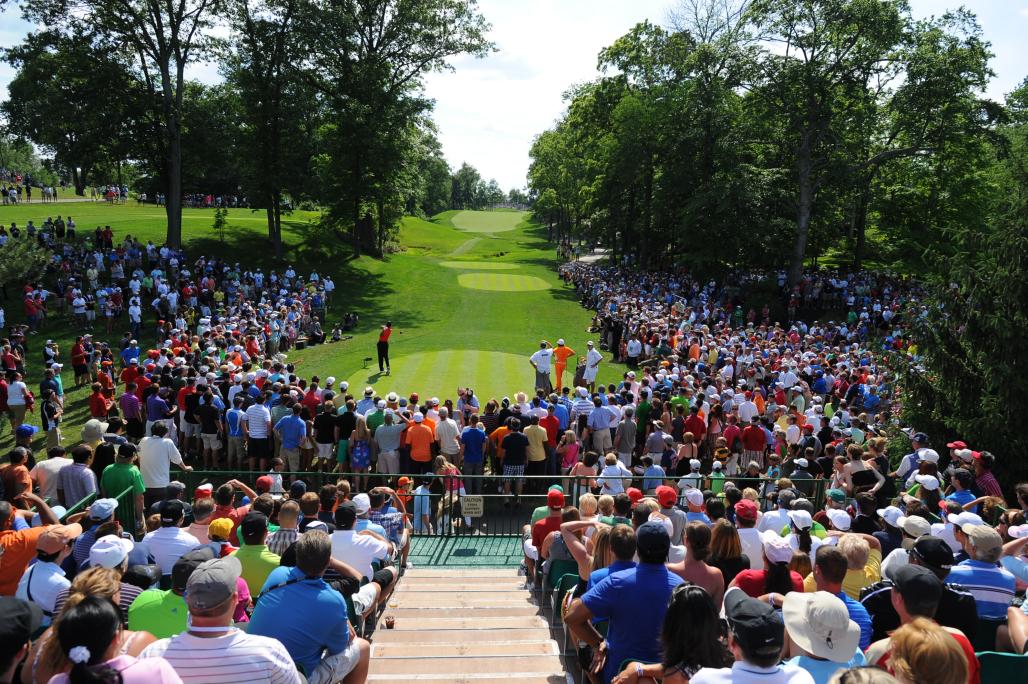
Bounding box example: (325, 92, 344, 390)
(173, 470, 835, 536)
(59, 487, 139, 537)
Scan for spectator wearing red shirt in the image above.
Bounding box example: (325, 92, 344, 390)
(741, 416, 768, 469)
(683, 406, 706, 443)
(540, 406, 560, 473)
(528, 489, 565, 576)
(88, 382, 112, 418)
(972, 451, 1003, 498)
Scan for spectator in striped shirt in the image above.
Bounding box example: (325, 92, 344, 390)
(972, 451, 1003, 498)
(266, 500, 301, 556)
(947, 524, 1015, 620)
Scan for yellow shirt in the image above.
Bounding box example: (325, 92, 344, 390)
(524, 425, 548, 462)
(802, 548, 882, 599)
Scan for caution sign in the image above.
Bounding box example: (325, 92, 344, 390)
(461, 496, 484, 517)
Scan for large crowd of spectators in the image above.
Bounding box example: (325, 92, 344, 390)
(0, 218, 1024, 683)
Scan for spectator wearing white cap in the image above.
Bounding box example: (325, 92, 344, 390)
(873, 505, 905, 558)
(947, 524, 1015, 620)
(15, 523, 81, 627)
(880, 515, 932, 579)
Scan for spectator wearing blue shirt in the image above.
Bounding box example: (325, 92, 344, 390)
(119, 340, 141, 366)
(459, 418, 488, 493)
(566, 521, 683, 683)
(637, 455, 665, 494)
(550, 397, 570, 432)
(587, 525, 636, 591)
(274, 404, 308, 473)
(249, 530, 370, 682)
(809, 546, 873, 650)
(948, 524, 1015, 620)
(945, 468, 977, 509)
(411, 477, 433, 534)
(225, 396, 246, 469)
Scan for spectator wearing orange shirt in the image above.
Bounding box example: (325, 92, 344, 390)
(88, 382, 112, 418)
(405, 413, 435, 474)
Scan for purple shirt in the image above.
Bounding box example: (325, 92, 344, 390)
(120, 392, 142, 420)
(49, 655, 181, 684)
(146, 394, 171, 420)
(57, 463, 98, 506)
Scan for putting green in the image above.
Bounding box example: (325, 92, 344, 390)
(439, 261, 518, 270)
(451, 210, 522, 233)
(458, 273, 550, 291)
(344, 350, 535, 402)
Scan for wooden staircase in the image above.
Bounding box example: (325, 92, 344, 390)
(369, 568, 570, 683)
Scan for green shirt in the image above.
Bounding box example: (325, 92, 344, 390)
(101, 462, 145, 498)
(366, 410, 385, 435)
(635, 402, 652, 431)
(598, 515, 632, 527)
(231, 544, 282, 594)
(127, 589, 187, 639)
(709, 471, 725, 494)
(779, 521, 828, 540)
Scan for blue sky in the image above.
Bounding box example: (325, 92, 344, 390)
(1, 1, 1026, 190)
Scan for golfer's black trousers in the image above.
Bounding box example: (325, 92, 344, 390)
(377, 341, 389, 371)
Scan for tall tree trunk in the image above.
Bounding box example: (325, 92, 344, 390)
(71, 168, 84, 196)
(789, 132, 813, 287)
(274, 202, 283, 259)
(852, 184, 871, 269)
(351, 154, 362, 257)
(166, 132, 183, 248)
(377, 197, 385, 255)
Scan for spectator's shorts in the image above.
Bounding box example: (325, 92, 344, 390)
(316, 443, 334, 460)
(180, 421, 200, 437)
(280, 447, 300, 471)
(503, 464, 526, 482)
(306, 639, 363, 684)
(350, 582, 379, 617)
(201, 433, 222, 449)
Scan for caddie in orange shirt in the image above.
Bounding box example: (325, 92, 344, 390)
(552, 339, 576, 391)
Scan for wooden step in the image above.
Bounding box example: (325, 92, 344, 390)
(373, 641, 559, 658)
(385, 615, 550, 631)
(369, 676, 569, 684)
(386, 593, 537, 609)
(369, 654, 565, 676)
(398, 578, 528, 590)
(384, 606, 541, 619)
(403, 568, 519, 578)
(372, 627, 554, 644)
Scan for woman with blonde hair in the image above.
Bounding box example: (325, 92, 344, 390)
(886, 617, 969, 684)
(434, 454, 470, 529)
(23, 567, 157, 684)
(347, 414, 372, 491)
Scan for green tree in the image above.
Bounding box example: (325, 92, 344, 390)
(2, 29, 141, 195)
(22, 0, 221, 247)
(0, 237, 52, 288)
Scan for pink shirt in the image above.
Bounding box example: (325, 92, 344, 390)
(49, 655, 181, 684)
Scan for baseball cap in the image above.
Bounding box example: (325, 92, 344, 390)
(547, 489, 565, 509)
(255, 475, 274, 492)
(946, 440, 967, 449)
(946, 511, 983, 528)
(908, 537, 955, 573)
(89, 498, 118, 520)
(159, 499, 185, 524)
(788, 509, 813, 531)
(735, 499, 758, 521)
(917, 448, 940, 464)
(353, 493, 371, 515)
(1007, 524, 1028, 539)
(826, 508, 852, 531)
(335, 500, 357, 528)
(89, 535, 134, 569)
(289, 480, 308, 499)
(36, 524, 81, 554)
(725, 588, 785, 656)
(193, 483, 214, 500)
(240, 511, 268, 538)
(171, 547, 216, 591)
(825, 488, 846, 504)
(635, 521, 671, 558)
(208, 518, 232, 540)
(891, 564, 943, 605)
(760, 530, 794, 564)
(912, 432, 929, 443)
(897, 515, 931, 538)
(626, 488, 644, 505)
(794, 457, 809, 468)
(186, 556, 242, 610)
(397, 477, 411, 487)
(413, 412, 424, 423)
(777, 489, 797, 508)
(954, 448, 974, 462)
(876, 505, 903, 528)
(656, 485, 677, 508)
(684, 489, 705, 507)
(963, 524, 1003, 561)
(783, 591, 860, 663)
(0, 597, 43, 649)
(914, 474, 940, 491)
(15, 424, 39, 439)
(689, 458, 701, 470)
